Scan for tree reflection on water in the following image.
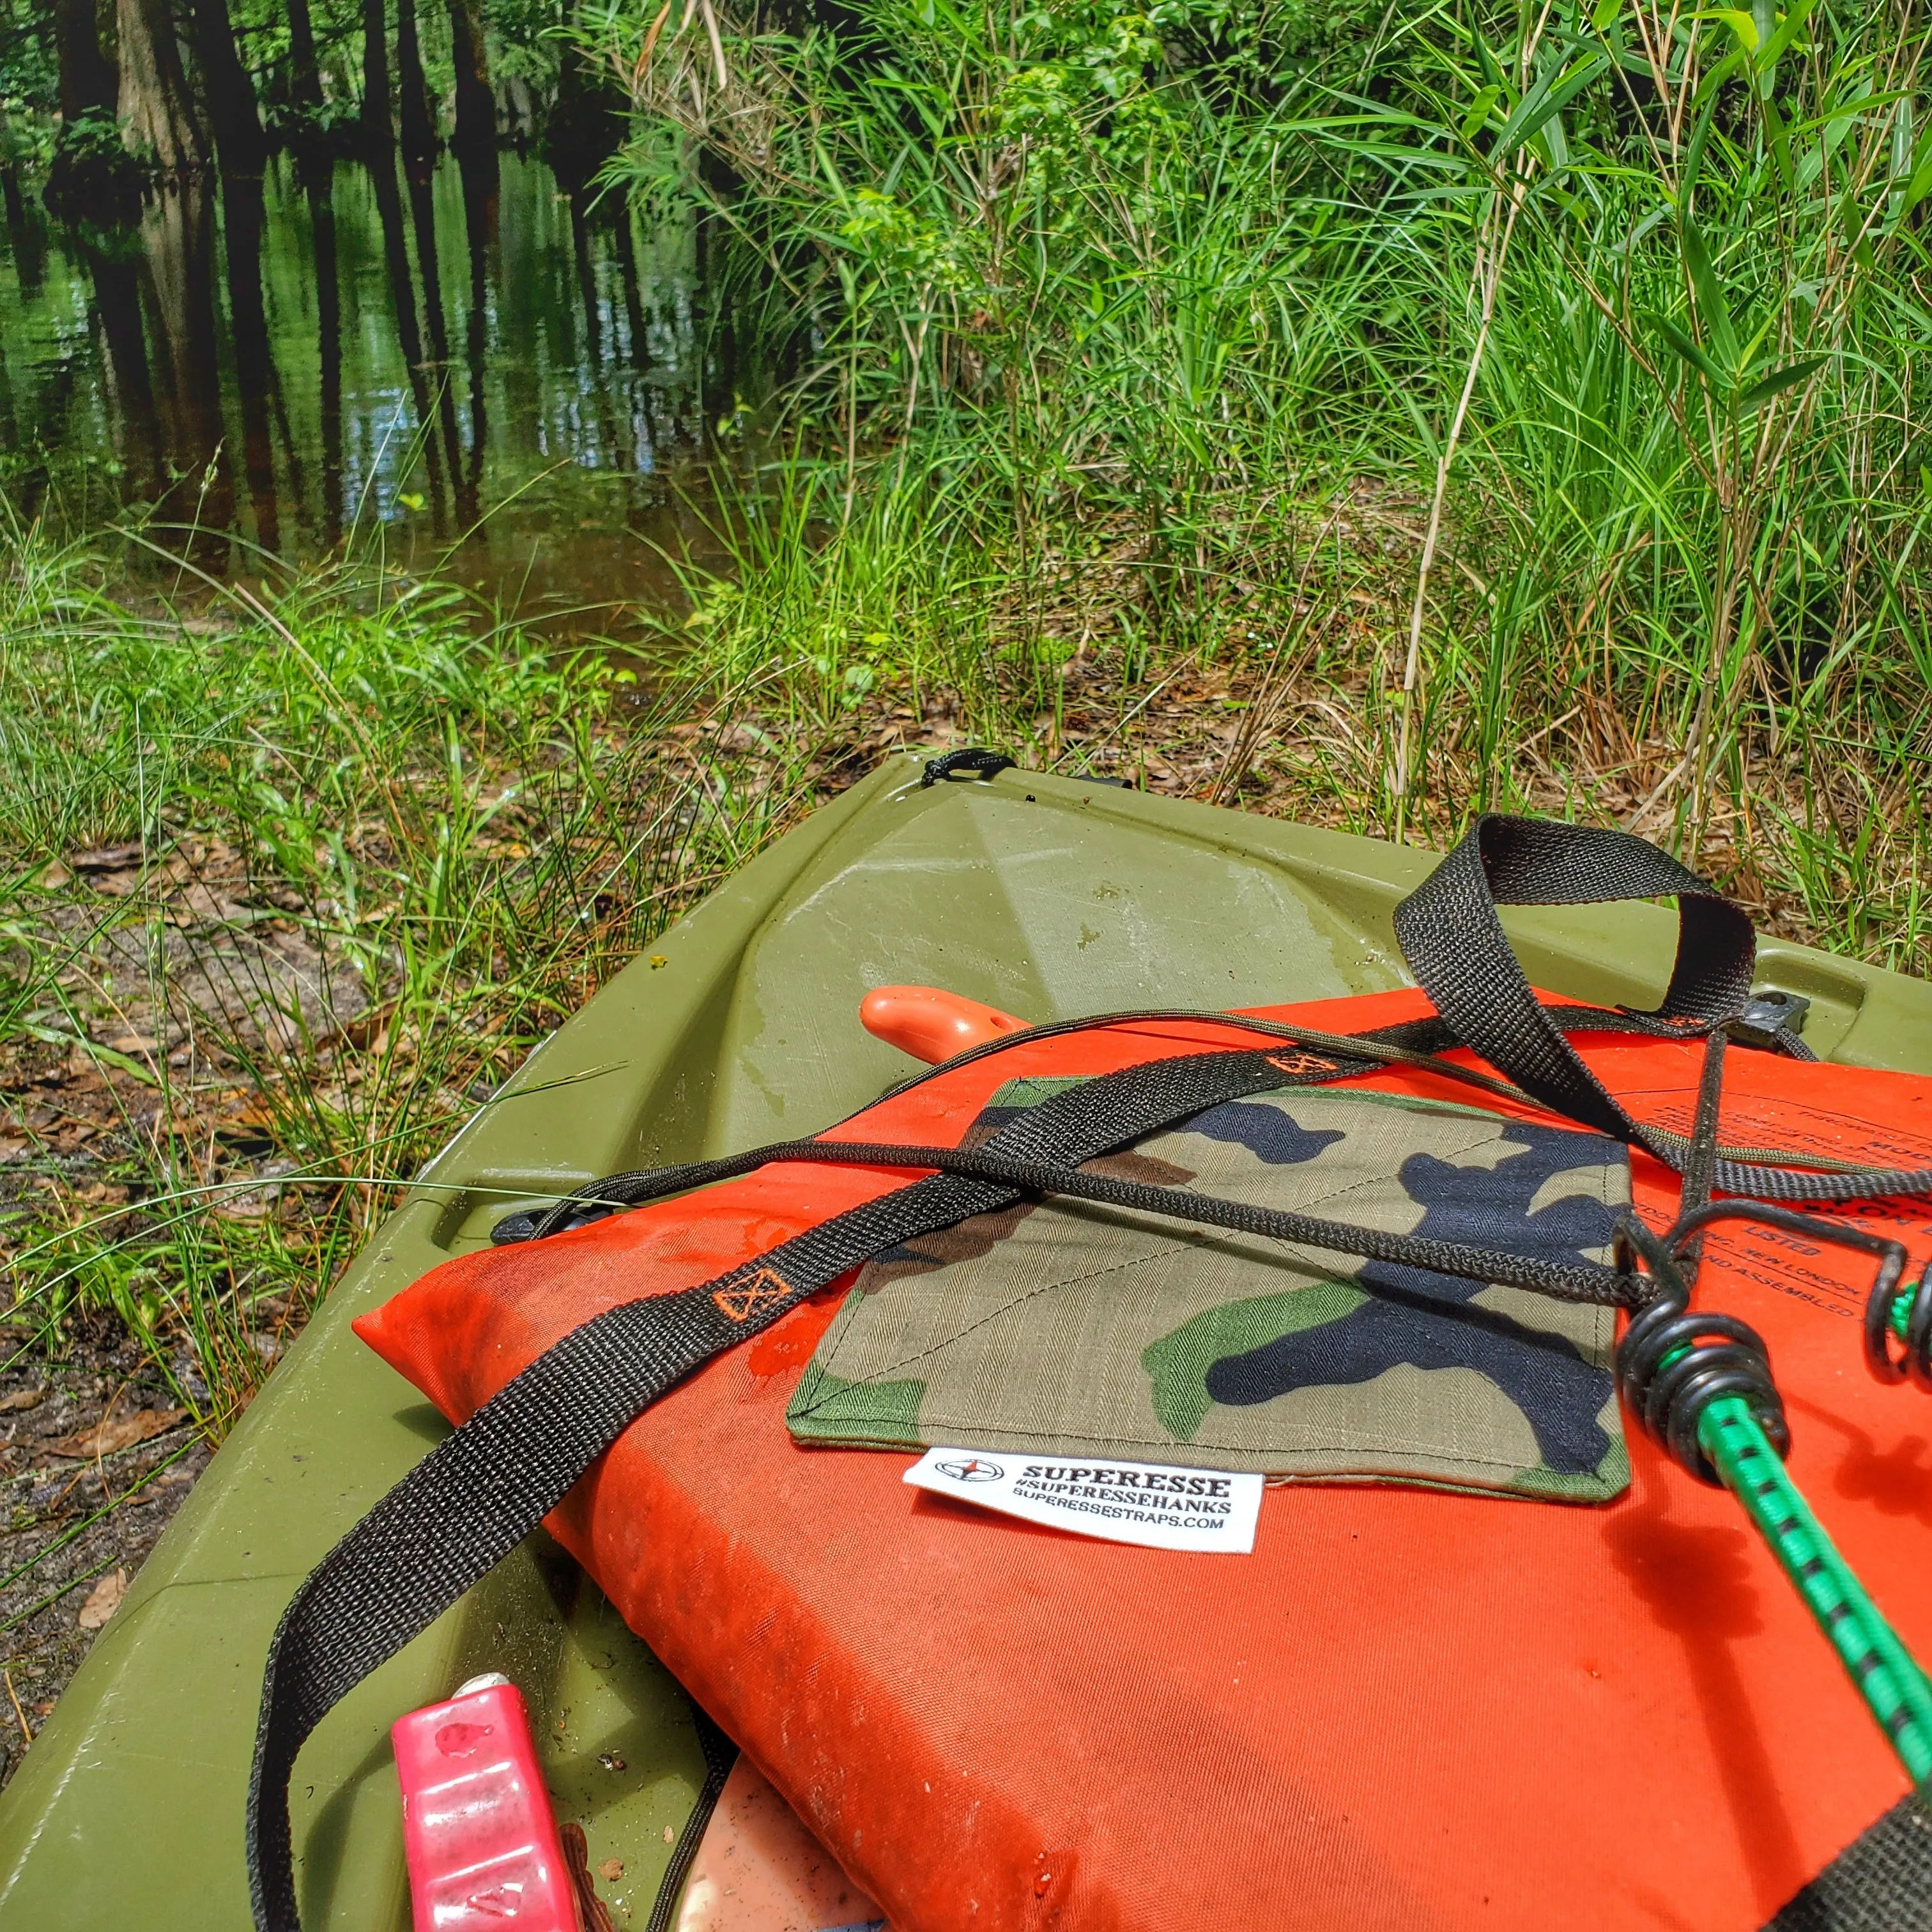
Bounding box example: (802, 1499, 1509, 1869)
(0, 148, 717, 622)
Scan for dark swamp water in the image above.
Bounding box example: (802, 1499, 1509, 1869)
(0, 150, 732, 626)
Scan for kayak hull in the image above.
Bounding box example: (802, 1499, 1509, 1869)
(3, 756, 1928, 1927)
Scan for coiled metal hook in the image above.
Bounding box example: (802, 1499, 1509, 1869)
(1867, 1264, 1932, 1392)
(1613, 1214, 1786, 1485)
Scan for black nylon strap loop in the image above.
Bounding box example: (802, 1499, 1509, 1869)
(249, 864, 1932, 1929)
(249, 1046, 1361, 1931)
(1393, 815, 1756, 1143)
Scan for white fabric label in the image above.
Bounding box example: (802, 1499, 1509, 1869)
(903, 1447, 1262, 1553)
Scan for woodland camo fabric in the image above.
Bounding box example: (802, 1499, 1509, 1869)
(788, 1081, 1633, 1501)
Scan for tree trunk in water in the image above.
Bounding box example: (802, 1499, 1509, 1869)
(546, 13, 624, 195)
(86, 240, 164, 504)
(362, 0, 392, 145)
(370, 146, 450, 533)
(118, 0, 207, 172)
(287, 0, 323, 119)
(288, 0, 328, 184)
(407, 171, 465, 514)
(191, 0, 268, 176)
(46, 0, 138, 222)
(52, 0, 119, 121)
(447, 0, 493, 160)
(222, 174, 280, 553)
(0, 156, 24, 239)
(142, 178, 233, 562)
(307, 172, 344, 546)
(395, 0, 437, 178)
(456, 145, 495, 521)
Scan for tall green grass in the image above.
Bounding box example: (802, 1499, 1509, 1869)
(596, 0, 1932, 970)
(0, 521, 811, 1430)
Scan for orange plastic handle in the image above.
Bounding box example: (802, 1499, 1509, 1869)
(859, 985, 1032, 1064)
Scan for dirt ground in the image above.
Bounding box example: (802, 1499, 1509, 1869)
(0, 1316, 210, 1787)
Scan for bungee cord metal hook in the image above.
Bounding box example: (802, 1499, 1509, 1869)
(1868, 1259, 1932, 1392)
(1613, 1206, 1932, 1788)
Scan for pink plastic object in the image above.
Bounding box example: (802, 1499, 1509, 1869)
(858, 984, 1031, 1064)
(392, 1673, 577, 1932)
(673, 1756, 888, 1931)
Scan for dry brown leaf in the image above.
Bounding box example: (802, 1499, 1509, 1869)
(69, 844, 144, 873)
(559, 1823, 617, 1932)
(0, 1390, 45, 1414)
(77, 1569, 128, 1631)
(212, 1197, 274, 1223)
(44, 1409, 187, 1459)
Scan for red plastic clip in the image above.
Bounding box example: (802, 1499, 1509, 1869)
(392, 1673, 577, 1932)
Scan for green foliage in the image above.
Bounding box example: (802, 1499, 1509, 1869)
(0, 520, 805, 1429)
(47, 106, 128, 172)
(489, 0, 569, 89)
(0, 0, 56, 123)
(588, 0, 1930, 944)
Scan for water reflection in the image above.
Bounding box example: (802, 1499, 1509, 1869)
(0, 152, 717, 624)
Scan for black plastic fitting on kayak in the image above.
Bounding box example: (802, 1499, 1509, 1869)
(490, 1200, 616, 1245)
(1731, 988, 1811, 1050)
(920, 748, 1016, 786)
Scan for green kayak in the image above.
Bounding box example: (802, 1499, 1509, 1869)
(3, 753, 1929, 1928)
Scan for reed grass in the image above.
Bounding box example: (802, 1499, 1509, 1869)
(0, 519, 816, 1434)
(597, 0, 1932, 971)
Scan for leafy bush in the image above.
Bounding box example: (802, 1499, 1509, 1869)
(584, 0, 1930, 958)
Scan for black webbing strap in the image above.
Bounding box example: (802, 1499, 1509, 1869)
(1394, 816, 1932, 1204)
(249, 1045, 1383, 1930)
(1763, 1792, 1932, 1930)
(1392, 814, 1754, 1140)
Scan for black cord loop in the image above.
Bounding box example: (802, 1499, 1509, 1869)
(1616, 1200, 1913, 1480)
(502, 1128, 1641, 1308)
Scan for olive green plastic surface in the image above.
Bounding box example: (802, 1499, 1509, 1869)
(3, 758, 1929, 1926)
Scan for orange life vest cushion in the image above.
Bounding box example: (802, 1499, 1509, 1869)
(353, 990, 1932, 1932)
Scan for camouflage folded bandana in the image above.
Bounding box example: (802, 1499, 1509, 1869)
(788, 1081, 1632, 1501)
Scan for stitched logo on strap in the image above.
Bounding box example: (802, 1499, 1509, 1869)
(1264, 1051, 1338, 1077)
(714, 1268, 793, 1323)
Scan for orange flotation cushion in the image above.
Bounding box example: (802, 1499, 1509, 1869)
(354, 990, 1932, 1931)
